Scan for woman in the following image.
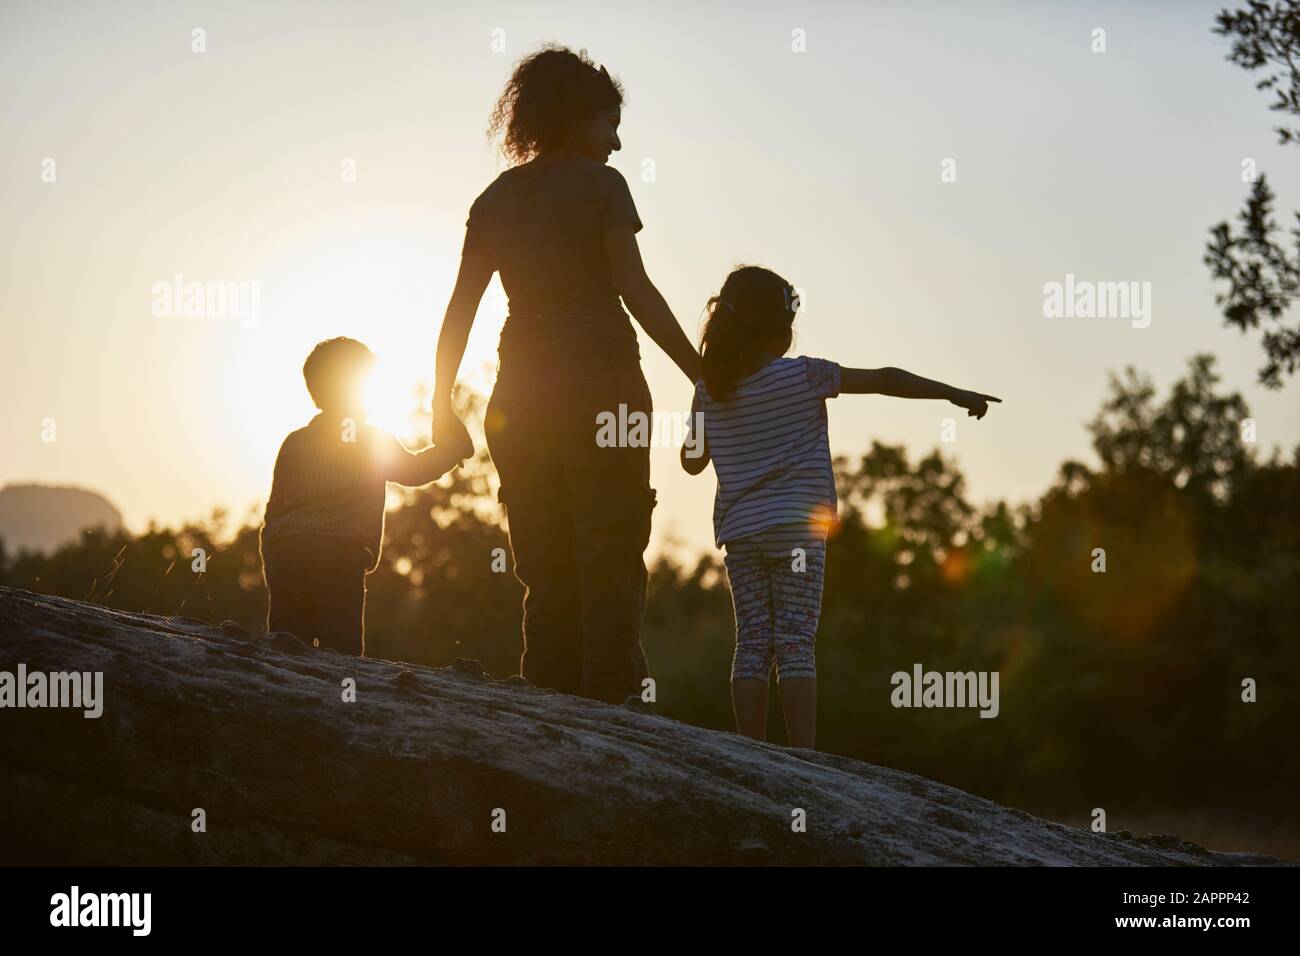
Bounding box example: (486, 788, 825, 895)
(432, 46, 699, 704)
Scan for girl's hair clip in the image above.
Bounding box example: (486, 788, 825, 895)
(715, 299, 736, 314)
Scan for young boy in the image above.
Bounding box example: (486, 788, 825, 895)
(260, 337, 473, 655)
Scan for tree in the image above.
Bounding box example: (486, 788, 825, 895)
(1085, 353, 1255, 506)
(1207, 1, 1300, 386)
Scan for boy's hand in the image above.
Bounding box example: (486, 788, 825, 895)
(951, 389, 1001, 420)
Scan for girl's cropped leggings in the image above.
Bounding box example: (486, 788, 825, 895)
(722, 523, 826, 684)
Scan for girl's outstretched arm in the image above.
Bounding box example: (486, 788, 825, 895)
(605, 225, 701, 385)
(432, 252, 494, 446)
(840, 366, 1001, 420)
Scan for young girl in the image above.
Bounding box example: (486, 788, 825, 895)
(682, 266, 1000, 749)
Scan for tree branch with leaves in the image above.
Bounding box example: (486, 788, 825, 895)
(1207, 1, 1300, 387)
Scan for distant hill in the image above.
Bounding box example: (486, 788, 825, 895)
(0, 484, 123, 555)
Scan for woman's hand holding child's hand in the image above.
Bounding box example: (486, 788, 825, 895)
(444, 420, 475, 461)
(951, 389, 1001, 420)
(432, 397, 474, 457)
(433, 409, 475, 461)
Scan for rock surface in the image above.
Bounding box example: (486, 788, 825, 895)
(0, 586, 1283, 865)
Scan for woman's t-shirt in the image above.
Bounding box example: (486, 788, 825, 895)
(692, 356, 842, 547)
(463, 152, 643, 365)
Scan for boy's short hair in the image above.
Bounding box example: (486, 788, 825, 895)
(303, 337, 375, 410)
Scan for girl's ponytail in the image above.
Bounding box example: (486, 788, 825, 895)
(699, 266, 797, 399)
(701, 298, 746, 399)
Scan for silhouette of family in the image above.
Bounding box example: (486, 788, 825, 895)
(259, 46, 999, 750)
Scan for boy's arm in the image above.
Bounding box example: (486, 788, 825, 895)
(840, 367, 1001, 419)
(262, 440, 288, 523)
(680, 388, 710, 475)
(381, 432, 473, 487)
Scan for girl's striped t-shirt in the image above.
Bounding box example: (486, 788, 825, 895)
(691, 356, 842, 547)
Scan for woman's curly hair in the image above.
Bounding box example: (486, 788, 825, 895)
(488, 45, 624, 165)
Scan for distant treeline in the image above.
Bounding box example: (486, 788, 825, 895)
(3, 354, 1296, 833)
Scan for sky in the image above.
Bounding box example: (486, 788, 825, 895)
(2, 0, 1298, 559)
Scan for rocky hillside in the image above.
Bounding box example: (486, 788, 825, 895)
(0, 586, 1283, 865)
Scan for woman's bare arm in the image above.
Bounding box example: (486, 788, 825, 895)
(605, 225, 701, 385)
(432, 252, 494, 444)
